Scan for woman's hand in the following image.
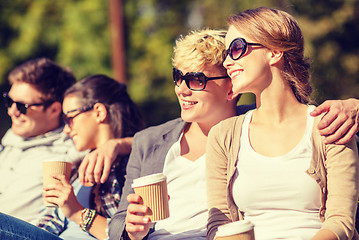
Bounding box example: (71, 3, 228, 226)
(125, 193, 153, 240)
(43, 174, 84, 221)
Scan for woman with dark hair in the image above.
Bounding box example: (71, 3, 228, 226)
(37, 74, 144, 239)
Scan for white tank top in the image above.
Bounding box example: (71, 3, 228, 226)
(232, 106, 322, 240)
(149, 133, 207, 240)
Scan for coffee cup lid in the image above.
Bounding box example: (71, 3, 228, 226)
(43, 158, 71, 163)
(216, 220, 254, 237)
(132, 173, 167, 188)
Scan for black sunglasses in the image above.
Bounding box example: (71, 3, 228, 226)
(173, 68, 229, 91)
(224, 38, 263, 61)
(63, 104, 95, 126)
(2, 92, 52, 115)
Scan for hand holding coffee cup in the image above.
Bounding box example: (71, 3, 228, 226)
(43, 159, 72, 207)
(131, 173, 170, 222)
(215, 220, 255, 240)
(125, 193, 155, 240)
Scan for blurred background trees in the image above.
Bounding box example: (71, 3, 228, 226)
(0, 0, 358, 137)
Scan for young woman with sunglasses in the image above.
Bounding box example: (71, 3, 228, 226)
(38, 75, 144, 239)
(108, 29, 241, 240)
(206, 7, 359, 240)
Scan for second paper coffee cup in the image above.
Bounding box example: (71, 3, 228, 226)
(132, 173, 170, 221)
(216, 220, 255, 240)
(43, 160, 72, 207)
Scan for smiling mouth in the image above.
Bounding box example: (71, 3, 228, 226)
(183, 100, 197, 106)
(229, 70, 243, 79)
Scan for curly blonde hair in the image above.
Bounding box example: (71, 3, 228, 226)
(172, 29, 227, 75)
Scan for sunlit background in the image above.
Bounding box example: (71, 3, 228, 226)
(0, 0, 358, 137)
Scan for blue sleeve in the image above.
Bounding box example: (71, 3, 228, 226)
(37, 207, 67, 236)
(236, 103, 256, 115)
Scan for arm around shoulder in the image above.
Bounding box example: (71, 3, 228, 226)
(311, 98, 359, 144)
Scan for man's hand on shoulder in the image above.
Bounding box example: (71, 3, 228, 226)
(79, 137, 133, 185)
(310, 98, 359, 144)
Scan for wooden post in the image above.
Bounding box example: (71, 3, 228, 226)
(109, 0, 126, 83)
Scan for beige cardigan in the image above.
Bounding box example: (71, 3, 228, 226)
(206, 113, 359, 240)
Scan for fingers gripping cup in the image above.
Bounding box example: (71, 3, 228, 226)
(132, 173, 170, 222)
(216, 220, 255, 240)
(43, 160, 72, 207)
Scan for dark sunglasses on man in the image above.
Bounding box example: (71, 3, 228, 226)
(224, 37, 263, 61)
(173, 67, 229, 91)
(2, 92, 53, 115)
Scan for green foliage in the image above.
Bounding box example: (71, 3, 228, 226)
(0, 0, 110, 82)
(0, 0, 358, 135)
(0, 0, 111, 136)
(292, 0, 359, 101)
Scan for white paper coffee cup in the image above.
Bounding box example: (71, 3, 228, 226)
(216, 220, 255, 240)
(132, 173, 170, 221)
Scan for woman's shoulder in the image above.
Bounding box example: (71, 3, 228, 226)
(215, 114, 246, 130)
(209, 114, 247, 141)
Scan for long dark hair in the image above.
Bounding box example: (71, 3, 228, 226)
(64, 74, 145, 138)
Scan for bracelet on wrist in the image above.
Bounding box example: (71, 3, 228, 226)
(80, 208, 96, 232)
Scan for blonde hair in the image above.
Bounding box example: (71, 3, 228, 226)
(228, 7, 312, 104)
(172, 29, 227, 74)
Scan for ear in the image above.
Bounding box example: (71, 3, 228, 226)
(93, 103, 108, 123)
(47, 101, 62, 119)
(269, 49, 284, 66)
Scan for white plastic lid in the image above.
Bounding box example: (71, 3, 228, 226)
(132, 173, 167, 188)
(43, 158, 70, 162)
(216, 220, 254, 237)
